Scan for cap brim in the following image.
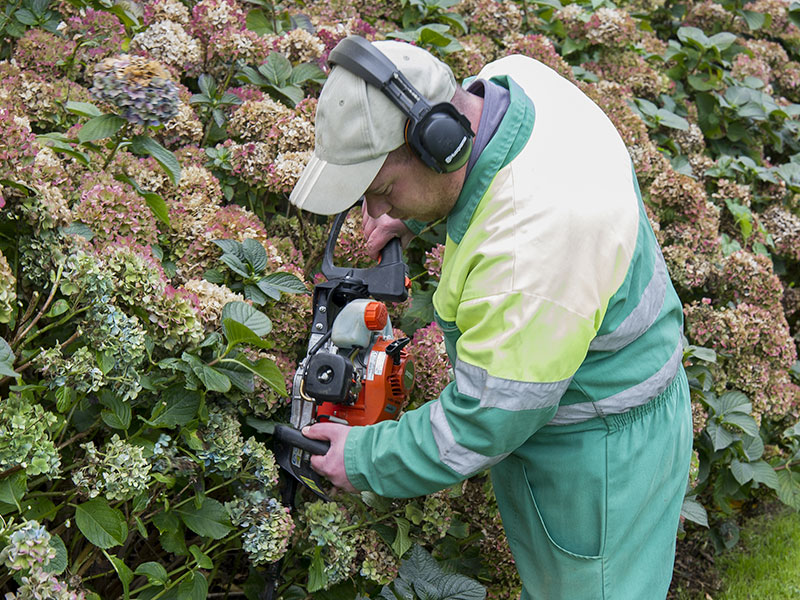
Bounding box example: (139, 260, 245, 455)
(289, 152, 388, 215)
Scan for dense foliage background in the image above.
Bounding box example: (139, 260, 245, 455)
(1, 0, 799, 598)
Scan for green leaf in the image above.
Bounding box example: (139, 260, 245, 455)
(135, 561, 169, 586)
(214, 359, 255, 393)
(144, 192, 170, 227)
(246, 8, 274, 35)
(680, 497, 708, 527)
(149, 384, 201, 427)
(750, 460, 780, 489)
(242, 238, 268, 273)
(131, 135, 181, 185)
(741, 434, 764, 462)
(656, 108, 689, 131)
(391, 517, 413, 558)
(182, 353, 232, 393)
(436, 573, 486, 600)
(100, 392, 132, 430)
(221, 301, 272, 336)
(176, 497, 233, 539)
(178, 571, 208, 600)
(220, 253, 250, 277)
(708, 32, 737, 51)
(75, 498, 128, 549)
(44, 534, 67, 574)
(776, 469, 800, 511)
(213, 239, 246, 260)
(257, 272, 308, 299)
(222, 318, 271, 349)
(197, 74, 217, 98)
(105, 551, 134, 600)
(307, 547, 328, 593)
(707, 420, 737, 451)
(45, 299, 69, 318)
(65, 101, 102, 118)
(189, 545, 214, 569)
(742, 10, 766, 30)
(0, 336, 18, 377)
(221, 355, 286, 396)
(722, 412, 759, 437)
(717, 390, 752, 415)
(259, 53, 293, 86)
(289, 62, 327, 86)
(78, 114, 126, 143)
(0, 472, 27, 511)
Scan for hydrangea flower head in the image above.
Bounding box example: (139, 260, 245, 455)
(91, 54, 179, 126)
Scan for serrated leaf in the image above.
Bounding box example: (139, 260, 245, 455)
(246, 8, 274, 35)
(259, 52, 293, 86)
(213, 239, 246, 260)
(244, 283, 269, 305)
(742, 9, 766, 29)
(257, 272, 308, 299)
(100, 392, 132, 430)
(221, 356, 286, 397)
(178, 571, 208, 600)
(289, 63, 327, 86)
(749, 460, 780, 489)
(220, 254, 250, 277)
(307, 547, 328, 593)
(741, 434, 764, 461)
(391, 517, 413, 558)
(241, 238, 268, 273)
(131, 135, 181, 185)
(680, 497, 708, 527)
(189, 545, 214, 569)
(717, 391, 752, 414)
(105, 552, 134, 600)
(149, 384, 201, 427)
(776, 469, 800, 510)
(43, 534, 67, 574)
(135, 561, 168, 585)
(65, 101, 102, 118)
(221, 301, 272, 336)
(707, 420, 737, 451)
(75, 498, 128, 549)
(223, 318, 271, 349)
(182, 353, 231, 393)
(176, 497, 232, 539)
(78, 114, 126, 143)
(214, 360, 255, 394)
(0, 472, 26, 510)
(721, 412, 759, 437)
(436, 573, 486, 600)
(144, 192, 170, 227)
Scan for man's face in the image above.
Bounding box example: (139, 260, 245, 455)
(362, 147, 462, 222)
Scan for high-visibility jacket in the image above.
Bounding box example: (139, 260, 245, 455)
(344, 54, 684, 501)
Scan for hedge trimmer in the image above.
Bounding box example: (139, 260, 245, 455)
(273, 206, 415, 500)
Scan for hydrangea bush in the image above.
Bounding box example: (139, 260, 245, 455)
(1, 0, 799, 597)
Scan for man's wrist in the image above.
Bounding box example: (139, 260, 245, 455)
(343, 426, 370, 492)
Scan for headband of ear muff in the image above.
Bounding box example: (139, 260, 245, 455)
(328, 36, 474, 173)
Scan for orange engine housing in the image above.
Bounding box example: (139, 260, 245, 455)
(316, 337, 412, 427)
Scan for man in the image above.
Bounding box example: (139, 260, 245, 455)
(289, 37, 692, 600)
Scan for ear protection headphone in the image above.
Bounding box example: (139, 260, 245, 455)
(328, 36, 474, 174)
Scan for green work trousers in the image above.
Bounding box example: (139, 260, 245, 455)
(491, 368, 693, 600)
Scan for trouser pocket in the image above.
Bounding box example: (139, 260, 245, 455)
(492, 459, 606, 600)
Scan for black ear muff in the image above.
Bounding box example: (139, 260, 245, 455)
(328, 36, 474, 174)
(409, 104, 473, 173)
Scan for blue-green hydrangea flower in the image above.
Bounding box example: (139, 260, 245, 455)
(226, 489, 294, 565)
(91, 54, 179, 126)
(197, 404, 244, 475)
(301, 500, 357, 587)
(0, 395, 61, 478)
(0, 249, 16, 324)
(0, 520, 56, 572)
(242, 437, 279, 491)
(72, 434, 151, 501)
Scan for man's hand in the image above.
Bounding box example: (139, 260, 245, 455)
(362, 202, 414, 260)
(303, 422, 357, 493)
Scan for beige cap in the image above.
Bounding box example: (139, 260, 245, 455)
(289, 39, 458, 215)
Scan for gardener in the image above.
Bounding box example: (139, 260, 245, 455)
(289, 36, 692, 600)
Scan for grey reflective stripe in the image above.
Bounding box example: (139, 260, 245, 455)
(548, 341, 683, 425)
(589, 247, 667, 352)
(455, 360, 571, 410)
(430, 400, 509, 476)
